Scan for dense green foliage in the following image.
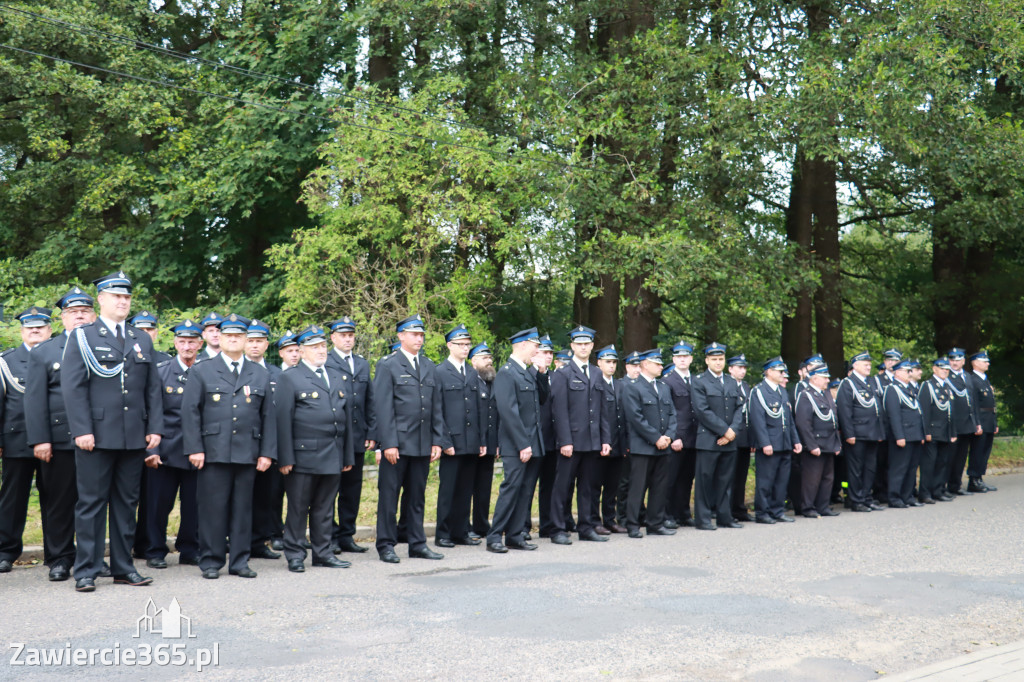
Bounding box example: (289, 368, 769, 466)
(2, 0, 1023, 428)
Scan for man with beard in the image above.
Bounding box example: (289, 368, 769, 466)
(727, 354, 754, 522)
(24, 289, 96, 581)
(469, 342, 498, 539)
(143, 320, 203, 569)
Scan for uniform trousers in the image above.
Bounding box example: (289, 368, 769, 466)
(488, 455, 541, 546)
(873, 440, 889, 501)
(39, 449, 78, 568)
(754, 450, 791, 520)
(843, 440, 877, 507)
(731, 448, 752, 516)
(376, 456, 429, 553)
(695, 449, 737, 526)
(283, 471, 341, 562)
(145, 465, 198, 561)
(625, 454, 669, 531)
(197, 462, 257, 573)
(551, 450, 599, 534)
(799, 451, 835, 515)
(251, 467, 284, 551)
(887, 440, 922, 505)
(947, 435, 973, 492)
(920, 440, 954, 500)
(594, 455, 624, 526)
(0, 457, 43, 563)
(967, 432, 995, 478)
(333, 454, 365, 545)
(436, 453, 476, 541)
(536, 450, 561, 536)
(74, 448, 145, 579)
(615, 453, 632, 525)
(665, 448, 696, 522)
(470, 454, 494, 536)
(133, 467, 151, 558)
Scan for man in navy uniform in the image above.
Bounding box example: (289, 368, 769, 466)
(662, 341, 698, 528)
(0, 308, 54, 575)
(871, 347, 902, 503)
(373, 314, 445, 563)
(276, 326, 353, 572)
(727, 354, 754, 522)
(24, 290, 96, 581)
(918, 358, 957, 504)
(143, 320, 203, 569)
(243, 319, 284, 561)
(836, 352, 886, 513)
(128, 311, 171, 364)
(615, 351, 643, 527)
(690, 343, 746, 530)
(277, 331, 301, 369)
(883, 360, 925, 508)
(622, 349, 677, 538)
(182, 314, 276, 579)
(62, 272, 163, 592)
(197, 312, 223, 362)
(325, 316, 376, 554)
(487, 327, 546, 553)
(749, 357, 802, 524)
(530, 334, 560, 539)
(548, 325, 611, 544)
(434, 324, 486, 548)
(965, 350, 998, 492)
(595, 345, 627, 533)
(945, 347, 981, 496)
(794, 363, 841, 518)
(469, 342, 498, 539)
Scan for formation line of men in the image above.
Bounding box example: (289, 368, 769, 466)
(0, 272, 1000, 591)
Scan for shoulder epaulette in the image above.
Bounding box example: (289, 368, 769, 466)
(157, 359, 171, 368)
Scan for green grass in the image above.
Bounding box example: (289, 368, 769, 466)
(17, 439, 1024, 548)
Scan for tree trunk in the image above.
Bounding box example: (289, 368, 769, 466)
(623, 275, 660, 352)
(810, 154, 843, 372)
(781, 150, 814, 367)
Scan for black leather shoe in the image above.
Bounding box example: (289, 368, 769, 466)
(98, 562, 112, 578)
(201, 568, 220, 579)
(378, 549, 400, 564)
(251, 545, 281, 560)
(0, 559, 12, 573)
(146, 558, 168, 569)
(434, 537, 455, 548)
(606, 522, 628, 534)
(487, 542, 508, 553)
(938, 493, 955, 501)
(179, 555, 200, 565)
(579, 529, 609, 542)
(229, 567, 258, 578)
(550, 533, 572, 545)
(755, 517, 776, 524)
(337, 538, 370, 553)
(953, 488, 973, 496)
(889, 501, 907, 508)
(506, 540, 538, 551)
(287, 559, 305, 573)
(850, 504, 871, 512)
(695, 523, 716, 531)
(663, 519, 679, 530)
(774, 515, 795, 523)
(920, 497, 936, 504)
(647, 527, 677, 536)
(907, 500, 924, 507)
(270, 537, 285, 551)
(75, 577, 95, 592)
(113, 572, 154, 586)
(802, 511, 820, 518)
(523, 532, 532, 541)
(409, 546, 443, 560)
(452, 537, 481, 546)
(593, 525, 612, 536)
(820, 509, 841, 517)
(967, 478, 988, 493)
(49, 564, 70, 582)
(312, 556, 350, 568)
(733, 512, 754, 522)
(719, 521, 744, 529)
(467, 531, 481, 540)
(627, 528, 643, 538)
(869, 503, 886, 511)
(980, 479, 997, 491)
(681, 518, 696, 527)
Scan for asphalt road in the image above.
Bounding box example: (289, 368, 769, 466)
(2, 472, 1022, 681)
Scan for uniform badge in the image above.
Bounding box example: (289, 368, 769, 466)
(311, 392, 319, 399)
(300, 392, 307, 398)
(98, 327, 108, 336)
(339, 390, 344, 398)
(53, 362, 60, 370)
(212, 394, 221, 402)
(166, 386, 173, 393)
(177, 387, 183, 394)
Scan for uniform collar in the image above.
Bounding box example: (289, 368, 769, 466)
(221, 353, 245, 372)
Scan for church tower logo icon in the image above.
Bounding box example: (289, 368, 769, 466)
(134, 598, 196, 639)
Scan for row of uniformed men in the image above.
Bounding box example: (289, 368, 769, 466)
(0, 272, 999, 586)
